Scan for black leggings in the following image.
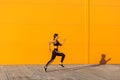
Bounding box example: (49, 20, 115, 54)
(45, 49, 65, 67)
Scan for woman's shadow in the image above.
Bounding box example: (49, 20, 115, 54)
(47, 64, 101, 72)
(99, 54, 111, 65)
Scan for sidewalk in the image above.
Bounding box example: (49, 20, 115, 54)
(0, 64, 119, 80)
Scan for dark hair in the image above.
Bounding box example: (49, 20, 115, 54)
(54, 33, 58, 39)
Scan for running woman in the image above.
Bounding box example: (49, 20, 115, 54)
(44, 34, 66, 72)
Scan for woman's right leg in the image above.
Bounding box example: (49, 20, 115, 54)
(45, 58, 54, 67)
(44, 53, 56, 72)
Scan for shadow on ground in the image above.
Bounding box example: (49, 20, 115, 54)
(47, 64, 101, 72)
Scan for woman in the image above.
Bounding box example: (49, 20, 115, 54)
(44, 34, 66, 72)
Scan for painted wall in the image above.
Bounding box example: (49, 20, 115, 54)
(0, 0, 88, 64)
(90, 0, 120, 64)
(0, 0, 120, 64)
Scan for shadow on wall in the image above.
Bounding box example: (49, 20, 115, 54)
(99, 54, 111, 65)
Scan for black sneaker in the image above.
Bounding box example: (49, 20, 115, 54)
(44, 66, 47, 72)
(59, 64, 64, 67)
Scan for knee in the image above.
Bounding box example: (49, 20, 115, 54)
(62, 53, 65, 57)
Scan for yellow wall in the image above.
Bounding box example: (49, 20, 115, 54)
(0, 0, 88, 64)
(90, 0, 120, 64)
(0, 0, 120, 64)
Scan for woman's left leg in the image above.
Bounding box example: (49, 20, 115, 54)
(55, 51, 65, 67)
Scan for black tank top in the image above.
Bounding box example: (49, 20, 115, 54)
(54, 40, 62, 46)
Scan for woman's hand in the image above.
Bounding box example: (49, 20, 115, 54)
(61, 39, 66, 45)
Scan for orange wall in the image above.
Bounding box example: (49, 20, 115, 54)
(0, 0, 88, 64)
(90, 0, 120, 64)
(0, 0, 120, 64)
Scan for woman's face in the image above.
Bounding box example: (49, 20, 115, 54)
(55, 36, 58, 40)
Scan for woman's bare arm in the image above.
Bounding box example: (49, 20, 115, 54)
(48, 40, 55, 52)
